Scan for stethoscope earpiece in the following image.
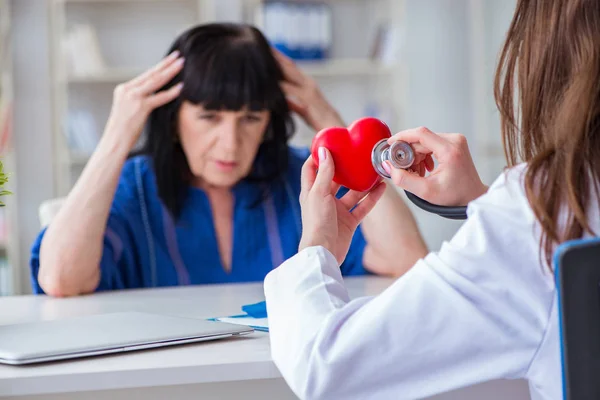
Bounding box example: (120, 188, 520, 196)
(371, 139, 468, 220)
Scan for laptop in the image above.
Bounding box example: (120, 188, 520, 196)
(555, 238, 600, 400)
(0, 311, 253, 365)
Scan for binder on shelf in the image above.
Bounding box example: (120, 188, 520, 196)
(262, 2, 332, 61)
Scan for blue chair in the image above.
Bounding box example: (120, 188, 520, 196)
(555, 238, 600, 400)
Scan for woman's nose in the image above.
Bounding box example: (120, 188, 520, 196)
(218, 121, 239, 153)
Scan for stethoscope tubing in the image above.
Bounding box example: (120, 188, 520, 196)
(404, 191, 468, 220)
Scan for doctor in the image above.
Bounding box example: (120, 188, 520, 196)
(264, 0, 600, 399)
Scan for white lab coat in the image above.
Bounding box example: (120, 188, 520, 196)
(264, 164, 591, 400)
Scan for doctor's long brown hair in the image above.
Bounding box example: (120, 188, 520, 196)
(495, 0, 600, 269)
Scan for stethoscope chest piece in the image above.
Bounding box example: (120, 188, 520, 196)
(371, 139, 415, 178)
(371, 139, 468, 220)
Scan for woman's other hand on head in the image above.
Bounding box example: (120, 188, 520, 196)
(386, 127, 488, 206)
(272, 48, 344, 131)
(103, 51, 185, 151)
(298, 148, 386, 264)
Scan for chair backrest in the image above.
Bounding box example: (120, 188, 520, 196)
(555, 238, 600, 400)
(38, 197, 66, 227)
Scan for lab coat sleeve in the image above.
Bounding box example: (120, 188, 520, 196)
(264, 169, 555, 400)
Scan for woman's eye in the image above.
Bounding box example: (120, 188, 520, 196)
(243, 115, 261, 122)
(198, 114, 216, 121)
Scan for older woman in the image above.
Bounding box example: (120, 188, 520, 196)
(30, 23, 426, 296)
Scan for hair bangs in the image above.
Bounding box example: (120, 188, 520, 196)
(181, 41, 284, 112)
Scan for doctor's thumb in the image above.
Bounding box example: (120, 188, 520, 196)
(387, 164, 429, 199)
(314, 147, 335, 193)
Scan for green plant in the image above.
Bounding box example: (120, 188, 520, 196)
(0, 160, 11, 206)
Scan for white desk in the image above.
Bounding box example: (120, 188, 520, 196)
(0, 277, 530, 400)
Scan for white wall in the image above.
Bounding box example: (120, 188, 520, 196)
(401, 0, 517, 251)
(480, 0, 517, 182)
(402, 0, 475, 249)
(11, 0, 54, 294)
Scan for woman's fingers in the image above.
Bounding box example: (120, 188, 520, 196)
(339, 188, 369, 210)
(147, 82, 184, 109)
(127, 51, 181, 88)
(279, 81, 308, 113)
(272, 47, 307, 86)
(135, 57, 185, 96)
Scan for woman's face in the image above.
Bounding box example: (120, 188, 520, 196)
(178, 101, 270, 188)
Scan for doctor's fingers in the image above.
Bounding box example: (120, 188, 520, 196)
(313, 148, 336, 196)
(410, 152, 432, 170)
(386, 162, 434, 199)
(425, 154, 435, 171)
(300, 156, 318, 202)
(350, 182, 386, 222)
(339, 188, 370, 211)
(330, 182, 342, 197)
(388, 127, 450, 157)
(409, 161, 426, 177)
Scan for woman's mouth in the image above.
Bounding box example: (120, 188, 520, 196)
(214, 160, 238, 171)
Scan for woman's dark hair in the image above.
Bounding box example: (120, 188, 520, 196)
(494, 0, 600, 268)
(139, 23, 294, 219)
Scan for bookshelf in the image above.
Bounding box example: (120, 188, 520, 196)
(48, 0, 407, 195)
(65, 58, 396, 84)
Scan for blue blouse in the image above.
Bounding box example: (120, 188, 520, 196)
(29, 147, 368, 294)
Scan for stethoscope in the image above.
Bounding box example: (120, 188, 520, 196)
(371, 140, 468, 220)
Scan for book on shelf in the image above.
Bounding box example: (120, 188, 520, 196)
(66, 110, 99, 156)
(62, 24, 107, 78)
(369, 23, 403, 65)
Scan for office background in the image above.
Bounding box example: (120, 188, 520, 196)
(0, 0, 516, 296)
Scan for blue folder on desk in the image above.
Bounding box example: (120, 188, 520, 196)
(555, 238, 600, 400)
(209, 301, 269, 332)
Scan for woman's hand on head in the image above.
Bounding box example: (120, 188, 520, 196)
(298, 148, 386, 264)
(103, 51, 185, 150)
(273, 49, 345, 131)
(386, 127, 487, 206)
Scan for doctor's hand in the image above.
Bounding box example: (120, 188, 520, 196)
(386, 127, 488, 206)
(273, 49, 345, 131)
(298, 148, 386, 264)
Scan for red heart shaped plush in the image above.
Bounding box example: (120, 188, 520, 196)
(311, 117, 392, 192)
